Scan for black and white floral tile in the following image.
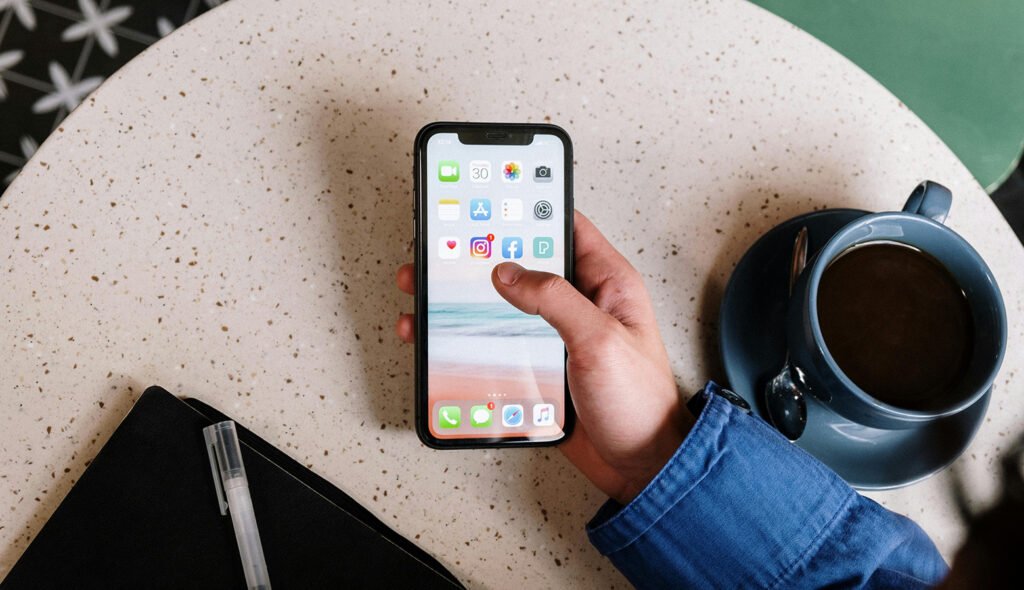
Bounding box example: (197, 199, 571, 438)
(0, 0, 225, 190)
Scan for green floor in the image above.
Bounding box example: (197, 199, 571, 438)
(749, 0, 1024, 192)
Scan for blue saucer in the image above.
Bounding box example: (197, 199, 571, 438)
(719, 209, 991, 490)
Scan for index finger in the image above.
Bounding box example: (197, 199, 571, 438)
(572, 210, 640, 299)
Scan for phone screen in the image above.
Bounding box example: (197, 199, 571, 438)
(417, 127, 571, 445)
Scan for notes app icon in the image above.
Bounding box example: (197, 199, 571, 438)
(438, 199, 460, 221)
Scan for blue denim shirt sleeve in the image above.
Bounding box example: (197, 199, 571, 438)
(586, 382, 949, 589)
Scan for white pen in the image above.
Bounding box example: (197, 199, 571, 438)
(204, 421, 272, 590)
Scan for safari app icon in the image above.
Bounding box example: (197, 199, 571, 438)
(502, 404, 524, 427)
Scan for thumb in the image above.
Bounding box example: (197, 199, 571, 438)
(492, 262, 612, 349)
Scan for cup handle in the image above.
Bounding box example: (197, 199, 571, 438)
(902, 180, 952, 224)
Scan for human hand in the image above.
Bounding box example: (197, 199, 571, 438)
(395, 211, 692, 504)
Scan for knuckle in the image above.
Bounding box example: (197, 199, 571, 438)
(620, 266, 646, 292)
(537, 273, 570, 297)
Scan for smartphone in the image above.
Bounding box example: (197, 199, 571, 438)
(413, 122, 574, 449)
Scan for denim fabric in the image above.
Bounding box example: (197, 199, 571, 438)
(587, 382, 948, 589)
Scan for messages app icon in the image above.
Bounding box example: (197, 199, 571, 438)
(470, 405, 492, 427)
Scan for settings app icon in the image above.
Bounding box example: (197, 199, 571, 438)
(533, 200, 553, 220)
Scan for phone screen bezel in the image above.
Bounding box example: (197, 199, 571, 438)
(413, 122, 575, 449)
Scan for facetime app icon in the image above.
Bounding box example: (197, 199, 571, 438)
(438, 160, 459, 182)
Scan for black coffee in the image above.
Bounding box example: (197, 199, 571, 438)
(817, 242, 973, 410)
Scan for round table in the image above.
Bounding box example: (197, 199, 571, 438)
(2, 0, 1022, 585)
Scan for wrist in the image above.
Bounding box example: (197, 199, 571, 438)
(614, 409, 691, 504)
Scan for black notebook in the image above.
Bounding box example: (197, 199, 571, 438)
(3, 386, 462, 589)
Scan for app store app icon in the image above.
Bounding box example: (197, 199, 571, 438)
(470, 198, 491, 221)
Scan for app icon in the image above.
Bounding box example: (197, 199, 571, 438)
(469, 234, 493, 258)
(470, 198, 492, 221)
(534, 165, 553, 183)
(533, 200, 553, 220)
(533, 404, 555, 426)
(501, 161, 522, 183)
(469, 160, 491, 183)
(470, 405, 492, 427)
(438, 237, 460, 259)
(502, 237, 523, 259)
(438, 198, 460, 221)
(502, 404, 524, 427)
(533, 237, 554, 258)
(438, 160, 460, 182)
(439, 406, 461, 429)
(502, 198, 523, 221)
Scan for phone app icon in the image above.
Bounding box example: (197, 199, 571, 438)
(439, 406, 461, 429)
(533, 403, 555, 426)
(502, 237, 523, 259)
(501, 161, 522, 183)
(438, 198, 460, 221)
(438, 160, 460, 182)
(533, 200, 553, 220)
(502, 199, 523, 221)
(502, 404, 524, 427)
(469, 235, 493, 258)
(534, 165, 553, 183)
(469, 160, 491, 183)
(533, 237, 554, 258)
(438, 237, 460, 259)
(470, 405, 492, 427)
(470, 198, 492, 221)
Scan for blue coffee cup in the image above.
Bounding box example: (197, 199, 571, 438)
(787, 181, 1007, 430)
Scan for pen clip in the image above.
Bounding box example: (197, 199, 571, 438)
(203, 425, 229, 515)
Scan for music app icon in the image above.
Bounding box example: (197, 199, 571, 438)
(533, 403, 555, 427)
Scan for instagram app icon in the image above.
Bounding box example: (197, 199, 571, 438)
(470, 234, 494, 258)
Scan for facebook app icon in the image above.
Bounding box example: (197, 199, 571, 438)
(470, 199, 491, 221)
(501, 237, 523, 259)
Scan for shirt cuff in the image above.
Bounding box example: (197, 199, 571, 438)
(584, 382, 874, 588)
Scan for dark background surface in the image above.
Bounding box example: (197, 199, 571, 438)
(0, 0, 219, 185)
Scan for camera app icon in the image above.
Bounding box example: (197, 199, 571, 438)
(534, 165, 552, 183)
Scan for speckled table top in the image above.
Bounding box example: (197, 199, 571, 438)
(2, 0, 1022, 586)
